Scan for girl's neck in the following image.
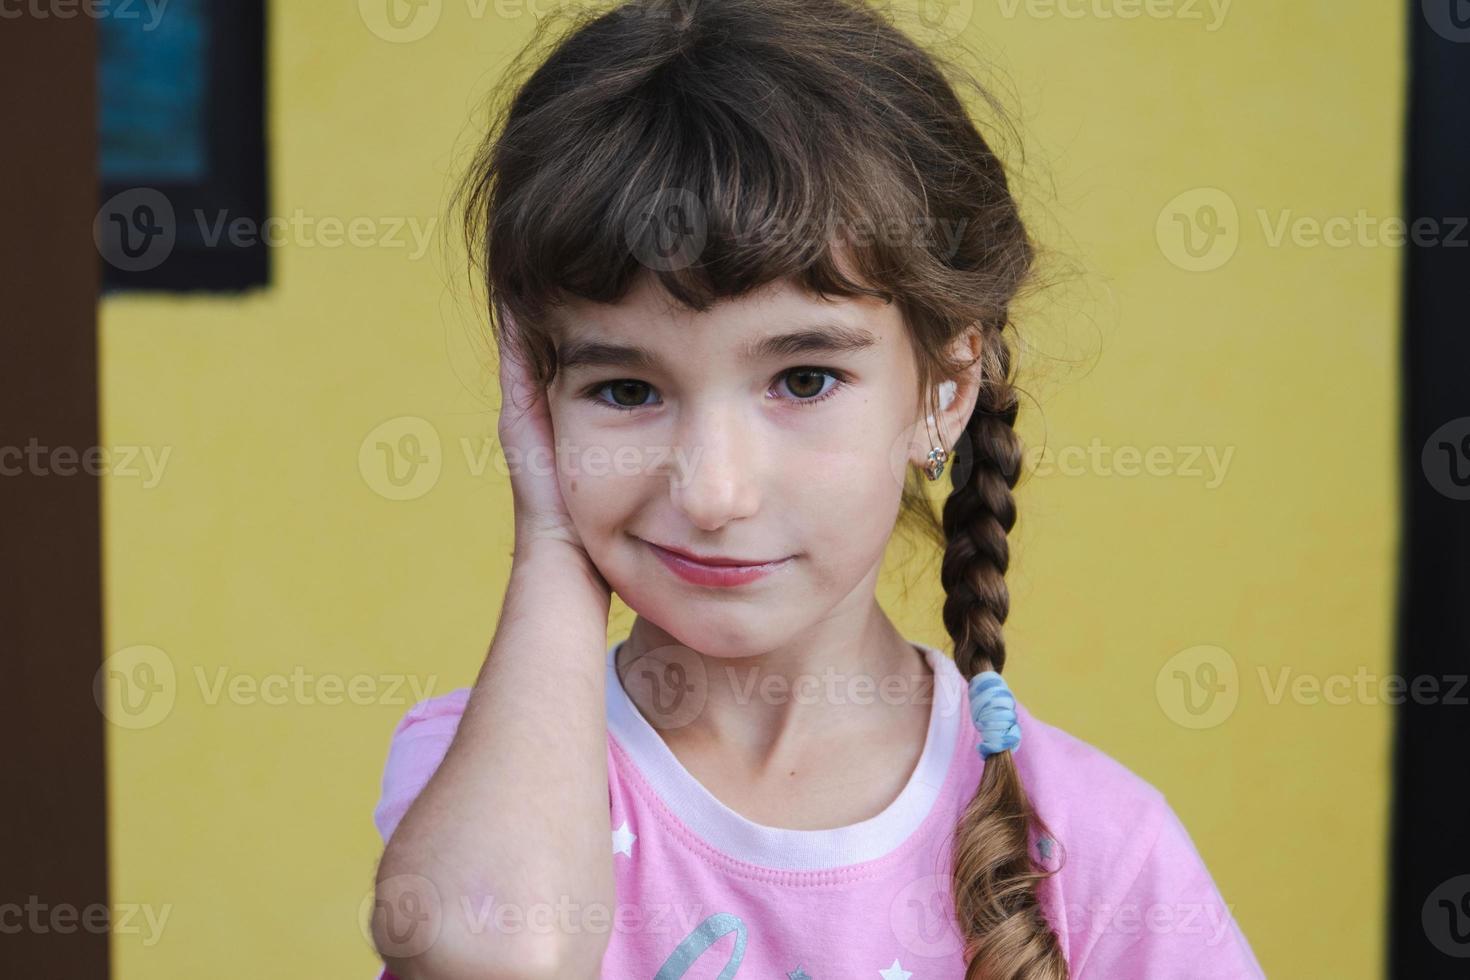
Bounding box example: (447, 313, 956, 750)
(614, 603, 932, 771)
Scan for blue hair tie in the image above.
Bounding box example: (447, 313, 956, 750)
(969, 670, 1021, 759)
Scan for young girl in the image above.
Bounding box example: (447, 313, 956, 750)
(369, 1, 1266, 977)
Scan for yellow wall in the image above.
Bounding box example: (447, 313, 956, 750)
(102, 1, 1399, 976)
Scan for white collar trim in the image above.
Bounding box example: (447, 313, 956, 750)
(604, 638, 968, 871)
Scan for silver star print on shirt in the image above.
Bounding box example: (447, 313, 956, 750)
(611, 818, 636, 857)
(879, 959, 913, 980)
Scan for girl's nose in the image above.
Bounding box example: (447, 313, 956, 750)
(668, 409, 762, 531)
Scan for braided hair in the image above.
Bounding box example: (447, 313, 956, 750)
(941, 328, 1068, 978)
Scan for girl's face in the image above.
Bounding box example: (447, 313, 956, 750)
(544, 270, 938, 657)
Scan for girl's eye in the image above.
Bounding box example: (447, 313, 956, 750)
(594, 379, 657, 410)
(582, 367, 850, 412)
(773, 367, 849, 405)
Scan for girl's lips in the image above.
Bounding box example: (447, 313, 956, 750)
(642, 539, 794, 588)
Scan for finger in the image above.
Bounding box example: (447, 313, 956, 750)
(497, 339, 535, 412)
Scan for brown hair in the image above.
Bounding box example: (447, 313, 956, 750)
(453, 0, 1066, 974)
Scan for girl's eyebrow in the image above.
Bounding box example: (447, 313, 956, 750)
(556, 322, 880, 371)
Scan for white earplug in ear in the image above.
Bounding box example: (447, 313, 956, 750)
(924, 381, 959, 429)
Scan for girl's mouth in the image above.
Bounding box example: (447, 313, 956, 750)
(640, 539, 795, 588)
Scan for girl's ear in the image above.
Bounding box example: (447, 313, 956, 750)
(909, 327, 985, 470)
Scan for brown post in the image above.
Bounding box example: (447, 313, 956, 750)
(0, 9, 109, 977)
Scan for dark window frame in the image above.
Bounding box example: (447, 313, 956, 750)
(99, 0, 268, 292)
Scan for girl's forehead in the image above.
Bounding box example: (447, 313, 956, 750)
(547, 275, 906, 352)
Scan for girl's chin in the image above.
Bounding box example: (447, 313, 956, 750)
(616, 599, 799, 655)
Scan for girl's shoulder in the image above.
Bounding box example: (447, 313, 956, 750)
(934, 652, 1176, 875)
(996, 700, 1264, 977)
(937, 650, 1191, 885)
(1010, 699, 1171, 821)
(1002, 698, 1176, 874)
(934, 648, 1172, 830)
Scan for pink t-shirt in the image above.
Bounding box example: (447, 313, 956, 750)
(372, 640, 1266, 979)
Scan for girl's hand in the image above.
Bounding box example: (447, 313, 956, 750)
(495, 323, 598, 570)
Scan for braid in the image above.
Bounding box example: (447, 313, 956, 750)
(941, 325, 1069, 979)
(941, 335, 1020, 672)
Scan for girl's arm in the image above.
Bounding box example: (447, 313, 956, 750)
(372, 334, 616, 980)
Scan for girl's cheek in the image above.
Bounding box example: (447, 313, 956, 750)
(556, 447, 647, 526)
(795, 444, 902, 512)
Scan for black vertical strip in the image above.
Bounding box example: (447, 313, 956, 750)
(0, 9, 109, 979)
(1392, 2, 1470, 976)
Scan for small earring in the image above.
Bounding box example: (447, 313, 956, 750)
(923, 445, 948, 481)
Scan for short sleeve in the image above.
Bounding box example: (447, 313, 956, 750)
(372, 689, 471, 844)
(1072, 799, 1266, 979)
